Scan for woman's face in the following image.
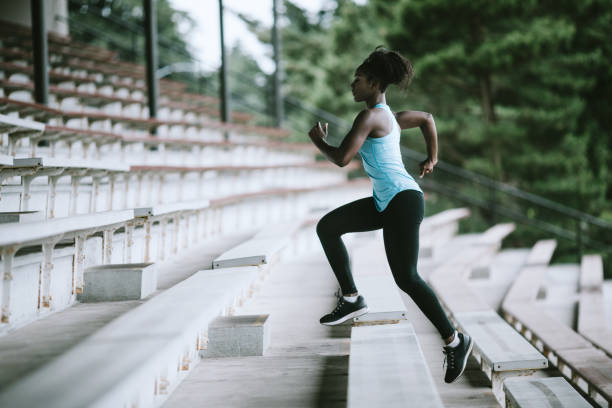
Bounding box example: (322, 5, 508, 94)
(351, 71, 377, 102)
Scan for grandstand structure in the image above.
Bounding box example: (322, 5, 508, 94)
(0, 2, 611, 407)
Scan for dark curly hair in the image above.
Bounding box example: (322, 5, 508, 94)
(356, 46, 414, 93)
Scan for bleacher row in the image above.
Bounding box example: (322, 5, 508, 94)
(344, 215, 612, 407)
(0, 20, 369, 335)
(1, 20, 611, 408)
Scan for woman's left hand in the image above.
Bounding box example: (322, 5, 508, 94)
(419, 158, 437, 178)
(308, 121, 328, 141)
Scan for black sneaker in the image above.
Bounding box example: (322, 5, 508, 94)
(320, 295, 368, 325)
(443, 332, 473, 383)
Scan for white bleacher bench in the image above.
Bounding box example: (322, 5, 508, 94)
(0, 266, 260, 408)
(1, 156, 129, 217)
(472, 237, 555, 281)
(0, 97, 290, 141)
(501, 240, 557, 308)
(348, 321, 444, 408)
(352, 274, 408, 325)
(428, 223, 516, 314)
(132, 198, 211, 263)
(419, 207, 470, 258)
(0, 113, 45, 155)
(212, 218, 305, 269)
(503, 377, 592, 408)
(0, 180, 369, 332)
(501, 244, 612, 407)
(0, 78, 254, 126)
(453, 310, 548, 405)
(6, 121, 312, 166)
(0, 153, 13, 166)
(125, 161, 354, 209)
(427, 224, 557, 406)
(475, 222, 516, 247)
(524, 239, 557, 266)
(211, 180, 371, 272)
(0, 210, 132, 326)
(578, 255, 612, 356)
(42, 125, 122, 159)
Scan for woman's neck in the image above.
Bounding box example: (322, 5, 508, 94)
(365, 93, 386, 109)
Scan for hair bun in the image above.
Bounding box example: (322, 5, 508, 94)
(357, 46, 414, 92)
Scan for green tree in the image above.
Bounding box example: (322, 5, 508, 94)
(67, 0, 194, 68)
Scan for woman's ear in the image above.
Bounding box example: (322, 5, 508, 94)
(369, 78, 382, 92)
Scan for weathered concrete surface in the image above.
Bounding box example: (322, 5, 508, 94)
(163, 233, 501, 408)
(206, 314, 271, 357)
(81, 263, 157, 302)
(0, 231, 253, 392)
(162, 229, 569, 408)
(163, 247, 353, 408)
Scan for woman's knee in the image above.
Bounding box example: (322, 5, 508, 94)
(393, 265, 422, 292)
(316, 215, 335, 238)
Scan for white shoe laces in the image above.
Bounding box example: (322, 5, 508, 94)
(332, 297, 345, 313)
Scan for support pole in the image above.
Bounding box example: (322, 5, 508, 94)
(31, 0, 49, 105)
(144, 0, 159, 120)
(272, 0, 284, 127)
(218, 0, 230, 126)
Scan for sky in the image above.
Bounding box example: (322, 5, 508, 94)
(169, 0, 336, 74)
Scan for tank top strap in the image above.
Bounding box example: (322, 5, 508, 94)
(373, 103, 396, 131)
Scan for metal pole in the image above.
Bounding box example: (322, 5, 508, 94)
(576, 219, 583, 262)
(31, 0, 49, 105)
(144, 0, 159, 120)
(219, 0, 230, 124)
(272, 0, 284, 127)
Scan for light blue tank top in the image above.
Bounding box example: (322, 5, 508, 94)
(358, 103, 423, 212)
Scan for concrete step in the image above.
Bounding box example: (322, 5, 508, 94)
(348, 322, 444, 408)
(0, 231, 251, 392)
(0, 263, 260, 408)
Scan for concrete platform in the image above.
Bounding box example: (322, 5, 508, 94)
(206, 314, 271, 357)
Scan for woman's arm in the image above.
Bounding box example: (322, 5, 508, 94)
(307, 110, 374, 167)
(395, 110, 438, 177)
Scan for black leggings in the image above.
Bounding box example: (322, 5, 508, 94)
(316, 189, 455, 339)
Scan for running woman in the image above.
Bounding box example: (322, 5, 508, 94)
(307, 46, 473, 383)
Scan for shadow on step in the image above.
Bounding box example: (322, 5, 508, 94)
(325, 324, 352, 338)
(461, 357, 497, 388)
(315, 355, 349, 408)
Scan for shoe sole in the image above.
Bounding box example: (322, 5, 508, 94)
(447, 336, 474, 384)
(321, 307, 368, 326)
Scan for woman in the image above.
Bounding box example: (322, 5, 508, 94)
(307, 46, 473, 384)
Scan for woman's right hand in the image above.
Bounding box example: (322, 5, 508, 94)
(419, 158, 437, 178)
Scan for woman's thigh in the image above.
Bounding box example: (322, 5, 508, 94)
(381, 190, 425, 271)
(317, 196, 383, 236)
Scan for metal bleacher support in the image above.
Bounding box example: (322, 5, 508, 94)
(0, 210, 133, 328)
